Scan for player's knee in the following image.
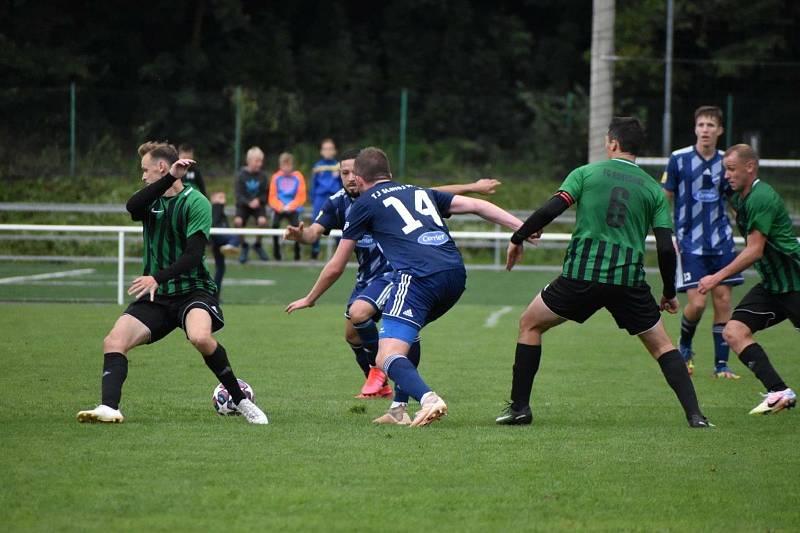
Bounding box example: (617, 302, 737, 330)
(518, 314, 543, 335)
(188, 331, 214, 351)
(348, 305, 373, 325)
(103, 331, 127, 353)
(723, 321, 749, 349)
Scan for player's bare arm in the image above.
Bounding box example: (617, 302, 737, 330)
(698, 230, 767, 294)
(434, 178, 501, 196)
(285, 238, 357, 313)
(284, 221, 325, 244)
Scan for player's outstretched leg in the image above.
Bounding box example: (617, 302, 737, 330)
(723, 321, 795, 415)
(186, 308, 268, 424)
(350, 302, 391, 398)
(77, 315, 149, 423)
(710, 287, 739, 379)
(374, 338, 420, 425)
(497, 293, 562, 426)
(377, 335, 445, 427)
(640, 321, 712, 428)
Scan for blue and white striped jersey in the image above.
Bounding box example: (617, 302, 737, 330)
(315, 189, 392, 285)
(662, 146, 734, 256)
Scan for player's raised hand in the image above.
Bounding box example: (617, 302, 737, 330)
(128, 275, 158, 301)
(473, 178, 501, 196)
(169, 158, 196, 179)
(285, 296, 315, 314)
(660, 295, 679, 314)
(284, 221, 305, 242)
(506, 242, 524, 271)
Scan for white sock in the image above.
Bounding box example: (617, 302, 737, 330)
(420, 391, 434, 405)
(390, 401, 407, 409)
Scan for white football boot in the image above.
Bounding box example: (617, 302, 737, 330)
(410, 392, 448, 427)
(235, 398, 269, 424)
(76, 405, 124, 423)
(749, 388, 797, 415)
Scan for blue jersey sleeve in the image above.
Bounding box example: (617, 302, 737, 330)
(429, 189, 455, 217)
(661, 155, 679, 192)
(342, 198, 371, 242)
(314, 196, 341, 234)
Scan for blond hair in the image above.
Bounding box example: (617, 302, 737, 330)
(246, 146, 264, 161)
(137, 141, 178, 164)
(724, 144, 759, 166)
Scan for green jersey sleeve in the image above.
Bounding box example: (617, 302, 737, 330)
(558, 166, 586, 203)
(186, 195, 212, 239)
(651, 189, 673, 229)
(744, 192, 777, 236)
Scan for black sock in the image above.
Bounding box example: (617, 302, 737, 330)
(203, 343, 245, 404)
(101, 352, 128, 410)
(510, 343, 541, 410)
(679, 314, 699, 347)
(658, 350, 702, 418)
(348, 342, 370, 377)
(739, 343, 787, 392)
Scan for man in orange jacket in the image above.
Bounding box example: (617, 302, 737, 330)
(269, 152, 307, 261)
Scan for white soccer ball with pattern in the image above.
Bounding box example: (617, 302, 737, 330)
(212, 379, 254, 416)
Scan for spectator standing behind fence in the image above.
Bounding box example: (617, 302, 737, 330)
(210, 192, 239, 299)
(310, 139, 341, 259)
(234, 147, 270, 264)
(178, 144, 207, 197)
(269, 152, 306, 261)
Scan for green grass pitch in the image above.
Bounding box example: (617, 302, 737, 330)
(1, 265, 798, 531)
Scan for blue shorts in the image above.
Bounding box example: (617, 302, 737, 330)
(380, 268, 467, 344)
(676, 251, 744, 292)
(344, 274, 394, 321)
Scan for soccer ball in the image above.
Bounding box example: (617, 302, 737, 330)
(212, 379, 254, 416)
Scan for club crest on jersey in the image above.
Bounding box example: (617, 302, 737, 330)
(417, 231, 448, 246)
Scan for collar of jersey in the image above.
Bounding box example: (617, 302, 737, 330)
(610, 158, 639, 167)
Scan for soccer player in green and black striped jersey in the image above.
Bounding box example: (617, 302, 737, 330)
(76, 142, 268, 425)
(496, 117, 711, 428)
(698, 144, 799, 415)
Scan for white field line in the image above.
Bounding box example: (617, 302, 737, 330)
(15, 278, 276, 287)
(485, 306, 513, 328)
(0, 268, 96, 285)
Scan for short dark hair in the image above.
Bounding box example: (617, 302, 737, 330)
(138, 141, 178, 165)
(339, 148, 362, 161)
(607, 117, 645, 155)
(694, 106, 723, 126)
(354, 147, 392, 182)
(178, 143, 194, 153)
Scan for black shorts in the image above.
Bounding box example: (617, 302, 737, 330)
(540, 276, 661, 335)
(731, 283, 800, 333)
(123, 291, 224, 344)
(235, 204, 267, 224)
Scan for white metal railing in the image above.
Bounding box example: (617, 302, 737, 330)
(0, 223, 755, 306)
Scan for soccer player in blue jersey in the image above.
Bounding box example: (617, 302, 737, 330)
(662, 106, 743, 379)
(286, 147, 524, 426)
(284, 148, 502, 403)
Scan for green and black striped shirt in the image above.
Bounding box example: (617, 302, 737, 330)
(142, 185, 217, 296)
(732, 180, 800, 294)
(558, 159, 672, 287)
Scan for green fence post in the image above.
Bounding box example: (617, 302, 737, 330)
(726, 93, 733, 148)
(233, 86, 242, 174)
(70, 82, 76, 177)
(399, 88, 408, 179)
